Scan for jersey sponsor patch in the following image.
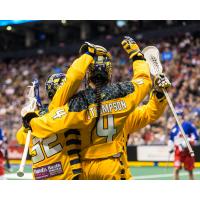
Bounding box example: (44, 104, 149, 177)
(33, 162, 64, 180)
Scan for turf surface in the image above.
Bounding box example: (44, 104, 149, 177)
(5, 164, 200, 180)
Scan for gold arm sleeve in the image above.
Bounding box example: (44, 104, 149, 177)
(124, 92, 168, 135)
(16, 126, 27, 145)
(48, 54, 94, 111)
(30, 105, 86, 139)
(127, 60, 152, 108)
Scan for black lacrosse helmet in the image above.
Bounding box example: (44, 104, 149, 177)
(45, 73, 66, 100)
(88, 55, 112, 85)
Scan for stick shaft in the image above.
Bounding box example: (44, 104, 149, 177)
(162, 89, 194, 157)
(17, 130, 31, 175)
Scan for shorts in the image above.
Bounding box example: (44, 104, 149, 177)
(174, 150, 195, 171)
(80, 156, 132, 180)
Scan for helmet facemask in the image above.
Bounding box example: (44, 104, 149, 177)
(45, 73, 66, 100)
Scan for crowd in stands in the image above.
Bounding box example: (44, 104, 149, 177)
(0, 32, 199, 145)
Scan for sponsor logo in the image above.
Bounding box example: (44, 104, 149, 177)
(33, 162, 63, 180)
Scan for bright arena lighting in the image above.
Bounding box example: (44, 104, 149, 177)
(61, 20, 67, 24)
(6, 26, 12, 31)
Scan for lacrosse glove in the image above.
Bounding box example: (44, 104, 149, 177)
(154, 73, 171, 92)
(22, 112, 38, 130)
(79, 42, 112, 59)
(121, 36, 145, 61)
(153, 73, 171, 100)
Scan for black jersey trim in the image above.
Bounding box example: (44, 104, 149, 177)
(70, 158, 81, 165)
(66, 139, 81, 146)
(67, 149, 81, 155)
(64, 129, 80, 138)
(72, 168, 82, 174)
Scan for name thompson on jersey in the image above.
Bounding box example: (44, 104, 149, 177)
(88, 100, 127, 119)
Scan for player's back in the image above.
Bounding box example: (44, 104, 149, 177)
(68, 79, 149, 159)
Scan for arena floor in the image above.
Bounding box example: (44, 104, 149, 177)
(5, 164, 200, 180)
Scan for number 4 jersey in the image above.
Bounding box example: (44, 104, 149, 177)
(29, 60, 152, 160)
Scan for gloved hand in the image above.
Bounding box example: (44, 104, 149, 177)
(154, 73, 171, 92)
(22, 112, 38, 129)
(121, 36, 144, 61)
(79, 42, 111, 59)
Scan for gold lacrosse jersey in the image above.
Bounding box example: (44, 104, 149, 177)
(16, 54, 94, 179)
(30, 60, 152, 160)
(17, 127, 81, 180)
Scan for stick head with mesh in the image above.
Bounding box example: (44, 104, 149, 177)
(142, 46, 163, 76)
(21, 82, 37, 117)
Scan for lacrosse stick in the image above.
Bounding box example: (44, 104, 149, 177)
(33, 79, 44, 110)
(142, 46, 195, 157)
(17, 81, 37, 177)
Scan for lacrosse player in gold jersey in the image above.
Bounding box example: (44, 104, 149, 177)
(120, 73, 171, 179)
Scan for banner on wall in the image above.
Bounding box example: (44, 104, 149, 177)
(8, 146, 24, 160)
(137, 145, 174, 161)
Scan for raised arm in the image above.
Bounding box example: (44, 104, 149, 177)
(124, 91, 167, 135)
(124, 73, 171, 135)
(49, 42, 111, 111)
(121, 36, 152, 108)
(48, 54, 94, 111)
